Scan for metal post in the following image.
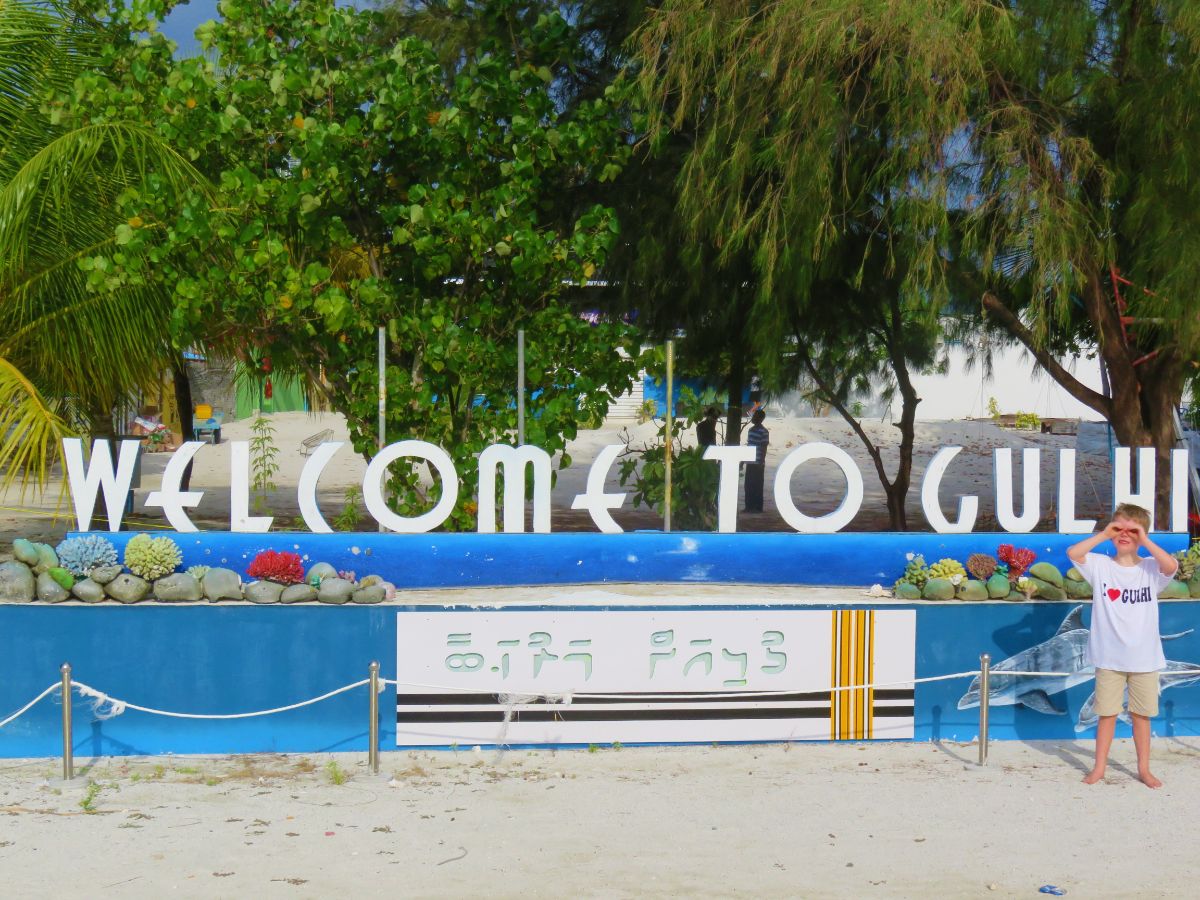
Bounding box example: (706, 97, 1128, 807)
(377, 326, 387, 451)
(517, 330, 526, 446)
(60, 663, 74, 781)
(368, 661, 380, 775)
(978, 653, 990, 766)
(378, 326, 386, 533)
(664, 340, 674, 532)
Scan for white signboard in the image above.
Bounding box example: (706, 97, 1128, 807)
(395, 608, 916, 746)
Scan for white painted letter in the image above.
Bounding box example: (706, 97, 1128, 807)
(1171, 447, 1189, 533)
(364, 440, 458, 533)
(921, 446, 978, 533)
(62, 438, 140, 532)
(704, 444, 757, 533)
(1113, 447, 1156, 529)
(571, 444, 627, 533)
(298, 442, 344, 533)
(230, 440, 273, 532)
(1056, 449, 1097, 534)
(477, 444, 553, 533)
(993, 448, 1040, 533)
(145, 441, 205, 532)
(772, 442, 863, 533)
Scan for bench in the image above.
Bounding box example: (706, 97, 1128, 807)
(300, 428, 334, 456)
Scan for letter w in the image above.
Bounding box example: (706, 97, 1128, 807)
(62, 438, 140, 532)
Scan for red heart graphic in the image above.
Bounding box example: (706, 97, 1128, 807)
(1107, 588, 1121, 601)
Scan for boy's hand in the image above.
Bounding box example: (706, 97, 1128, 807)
(1128, 522, 1149, 547)
(1101, 521, 1123, 541)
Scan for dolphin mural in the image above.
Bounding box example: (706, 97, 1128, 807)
(956, 605, 1193, 716)
(1074, 659, 1200, 732)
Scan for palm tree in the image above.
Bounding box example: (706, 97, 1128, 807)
(0, 0, 205, 488)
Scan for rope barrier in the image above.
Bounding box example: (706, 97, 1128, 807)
(0, 683, 60, 729)
(72, 679, 371, 721)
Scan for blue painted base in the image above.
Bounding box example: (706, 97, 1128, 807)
(74, 530, 1187, 589)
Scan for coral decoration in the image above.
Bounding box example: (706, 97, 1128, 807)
(247, 550, 305, 584)
(123, 533, 183, 580)
(997, 544, 1036, 581)
(56, 535, 118, 577)
(966, 553, 998, 581)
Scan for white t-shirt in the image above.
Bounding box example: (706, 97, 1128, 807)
(1076, 552, 1174, 672)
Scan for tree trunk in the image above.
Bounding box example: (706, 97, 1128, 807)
(725, 340, 744, 446)
(172, 359, 196, 490)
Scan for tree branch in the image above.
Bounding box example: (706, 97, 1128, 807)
(981, 291, 1113, 417)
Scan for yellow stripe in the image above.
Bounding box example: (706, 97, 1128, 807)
(841, 610, 851, 740)
(856, 610, 866, 739)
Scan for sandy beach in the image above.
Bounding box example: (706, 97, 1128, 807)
(0, 411, 1118, 543)
(1, 738, 1195, 898)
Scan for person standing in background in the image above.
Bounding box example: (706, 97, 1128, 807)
(744, 408, 769, 513)
(696, 407, 719, 448)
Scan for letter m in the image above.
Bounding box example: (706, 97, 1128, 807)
(477, 444, 552, 533)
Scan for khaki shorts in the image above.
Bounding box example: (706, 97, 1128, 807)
(1094, 668, 1160, 718)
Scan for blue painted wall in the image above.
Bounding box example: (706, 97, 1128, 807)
(73, 531, 1187, 589)
(3, 599, 1199, 758)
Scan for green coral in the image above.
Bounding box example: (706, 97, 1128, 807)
(186, 565, 211, 580)
(47, 567, 75, 590)
(928, 558, 967, 581)
(893, 554, 930, 594)
(1173, 541, 1200, 581)
(123, 534, 182, 581)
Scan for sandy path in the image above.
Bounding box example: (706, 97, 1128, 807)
(0, 738, 1194, 898)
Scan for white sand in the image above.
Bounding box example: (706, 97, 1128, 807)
(0, 412, 1115, 541)
(1, 739, 1195, 897)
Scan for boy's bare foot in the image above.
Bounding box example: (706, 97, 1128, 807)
(1082, 768, 1106, 784)
(1138, 770, 1163, 789)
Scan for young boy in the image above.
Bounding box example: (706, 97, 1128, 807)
(1067, 503, 1178, 788)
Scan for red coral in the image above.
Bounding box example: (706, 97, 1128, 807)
(247, 550, 305, 585)
(997, 544, 1037, 580)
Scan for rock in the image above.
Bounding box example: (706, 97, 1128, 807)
(89, 564, 123, 585)
(893, 582, 922, 601)
(202, 568, 242, 602)
(358, 574, 382, 589)
(244, 581, 284, 604)
(957, 579, 989, 601)
(1065, 567, 1084, 582)
(1004, 589, 1028, 601)
(1027, 577, 1065, 601)
(33, 543, 59, 575)
(280, 584, 317, 604)
(305, 562, 337, 585)
(12, 538, 40, 566)
(0, 561, 35, 601)
(1065, 578, 1092, 599)
(47, 566, 74, 591)
(352, 585, 386, 604)
(105, 574, 150, 604)
(71, 578, 105, 603)
(1160, 579, 1189, 600)
(1028, 562, 1063, 587)
(153, 573, 203, 602)
(986, 573, 1011, 599)
(1188, 574, 1200, 599)
(318, 577, 355, 604)
(36, 572, 70, 602)
(922, 578, 955, 601)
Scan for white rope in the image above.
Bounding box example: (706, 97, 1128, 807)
(993, 669, 1200, 678)
(72, 679, 371, 721)
(0, 683, 60, 729)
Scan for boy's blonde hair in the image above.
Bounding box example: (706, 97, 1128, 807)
(1113, 503, 1151, 530)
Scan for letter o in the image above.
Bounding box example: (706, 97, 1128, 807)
(363, 440, 459, 533)
(772, 442, 864, 533)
